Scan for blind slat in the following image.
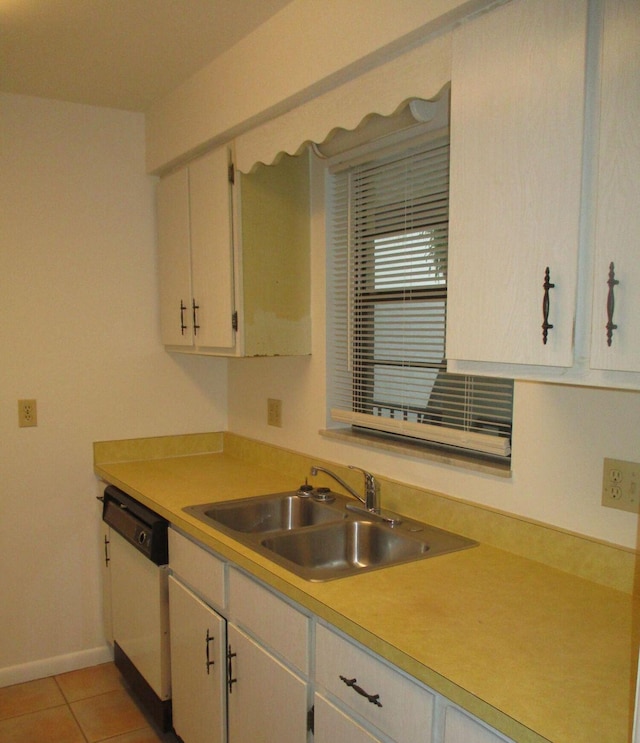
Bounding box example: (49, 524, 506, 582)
(328, 132, 513, 459)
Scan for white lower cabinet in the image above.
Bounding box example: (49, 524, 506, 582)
(227, 567, 311, 743)
(227, 623, 309, 743)
(168, 576, 226, 743)
(168, 529, 228, 743)
(167, 529, 515, 743)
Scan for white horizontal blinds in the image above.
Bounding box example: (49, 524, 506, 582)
(329, 136, 513, 458)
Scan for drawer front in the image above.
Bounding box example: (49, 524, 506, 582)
(169, 528, 225, 609)
(444, 706, 513, 743)
(315, 624, 434, 743)
(228, 568, 309, 675)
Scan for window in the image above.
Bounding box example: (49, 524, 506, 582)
(328, 132, 513, 461)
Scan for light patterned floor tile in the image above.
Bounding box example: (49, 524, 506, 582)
(0, 704, 85, 743)
(71, 687, 148, 742)
(103, 726, 175, 742)
(56, 661, 122, 702)
(0, 677, 66, 721)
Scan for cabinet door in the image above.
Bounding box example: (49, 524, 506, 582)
(189, 147, 236, 351)
(314, 693, 383, 743)
(227, 623, 308, 743)
(589, 0, 640, 372)
(168, 576, 226, 743)
(157, 167, 193, 346)
(447, 0, 587, 367)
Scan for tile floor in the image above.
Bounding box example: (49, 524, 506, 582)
(0, 662, 180, 743)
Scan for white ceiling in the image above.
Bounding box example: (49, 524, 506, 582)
(0, 0, 294, 112)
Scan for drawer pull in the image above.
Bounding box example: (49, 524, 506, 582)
(339, 675, 383, 707)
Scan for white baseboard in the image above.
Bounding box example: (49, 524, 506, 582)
(0, 644, 114, 688)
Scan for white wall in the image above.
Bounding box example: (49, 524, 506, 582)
(0, 93, 227, 684)
(145, 0, 494, 172)
(228, 156, 640, 550)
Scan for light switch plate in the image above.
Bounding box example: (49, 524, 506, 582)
(602, 458, 640, 513)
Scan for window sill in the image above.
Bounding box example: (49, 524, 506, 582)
(319, 427, 512, 478)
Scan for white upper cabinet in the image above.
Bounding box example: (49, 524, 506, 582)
(157, 146, 235, 352)
(589, 0, 640, 373)
(447, 0, 588, 369)
(156, 147, 311, 357)
(447, 0, 640, 389)
(157, 165, 193, 348)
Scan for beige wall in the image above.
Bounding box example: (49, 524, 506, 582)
(227, 156, 640, 551)
(0, 93, 227, 684)
(145, 0, 493, 172)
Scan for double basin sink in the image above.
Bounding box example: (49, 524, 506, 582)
(184, 488, 476, 581)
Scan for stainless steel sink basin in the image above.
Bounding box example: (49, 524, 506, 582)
(184, 491, 347, 535)
(260, 519, 475, 580)
(184, 490, 476, 581)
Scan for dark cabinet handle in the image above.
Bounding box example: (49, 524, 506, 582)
(205, 630, 215, 674)
(180, 300, 187, 335)
(103, 535, 110, 567)
(192, 299, 200, 336)
(339, 675, 382, 708)
(227, 646, 237, 693)
(606, 262, 619, 347)
(542, 266, 555, 344)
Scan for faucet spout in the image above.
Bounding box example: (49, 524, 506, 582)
(348, 465, 380, 512)
(309, 464, 379, 513)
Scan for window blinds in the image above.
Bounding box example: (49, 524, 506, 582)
(328, 135, 513, 459)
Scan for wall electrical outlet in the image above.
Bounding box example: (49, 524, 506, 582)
(267, 398, 282, 427)
(602, 458, 640, 513)
(18, 399, 38, 428)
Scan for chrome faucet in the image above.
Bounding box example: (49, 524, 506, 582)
(310, 464, 380, 513)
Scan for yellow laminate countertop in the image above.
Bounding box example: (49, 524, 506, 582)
(95, 447, 637, 743)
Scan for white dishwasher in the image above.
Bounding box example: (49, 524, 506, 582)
(102, 485, 171, 730)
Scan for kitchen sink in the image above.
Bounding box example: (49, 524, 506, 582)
(184, 489, 476, 581)
(184, 491, 347, 535)
(260, 519, 475, 580)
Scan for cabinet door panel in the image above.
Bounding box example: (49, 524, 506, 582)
(314, 693, 383, 743)
(169, 528, 225, 610)
(227, 624, 308, 743)
(157, 167, 192, 346)
(228, 567, 309, 674)
(590, 0, 640, 372)
(447, 0, 587, 367)
(168, 576, 226, 743)
(189, 147, 236, 350)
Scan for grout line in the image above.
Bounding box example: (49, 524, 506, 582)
(52, 676, 90, 743)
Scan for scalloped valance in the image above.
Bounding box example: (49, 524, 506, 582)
(234, 32, 451, 174)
